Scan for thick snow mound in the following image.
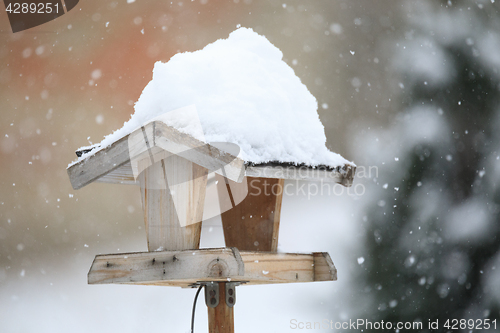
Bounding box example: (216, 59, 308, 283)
(91, 28, 352, 167)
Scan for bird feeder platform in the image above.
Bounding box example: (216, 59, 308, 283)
(88, 247, 336, 288)
(67, 119, 355, 333)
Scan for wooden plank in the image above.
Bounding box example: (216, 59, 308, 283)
(313, 252, 337, 281)
(67, 121, 246, 190)
(139, 155, 207, 251)
(216, 175, 284, 252)
(95, 163, 356, 188)
(87, 249, 337, 287)
(154, 122, 245, 183)
(94, 143, 242, 187)
(238, 251, 335, 284)
(88, 248, 244, 285)
(208, 282, 234, 333)
(68, 120, 355, 190)
(272, 178, 284, 251)
(67, 123, 152, 190)
(245, 164, 356, 187)
(95, 162, 138, 185)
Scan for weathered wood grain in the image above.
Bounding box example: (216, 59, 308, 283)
(91, 161, 356, 188)
(245, 164, 356, 187)
(139, 156, 207, 251)
(95, 162, 137, 185)
(154, 122, 245, 183)
(313, 252, 337, 281)
(67, 123, 153, 190)
(216, 175, 284, 252)
(88, 248, 244, 285)
(67, 121, 246, 190)
(271, 179, 285, 251)
(87, 248, 337, 287)
(87, 161, 356, 188)
(68, 120, 356, 190)
(207, 282, 234, 333)
(238, 251, 336, 284)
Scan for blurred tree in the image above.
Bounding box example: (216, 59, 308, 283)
(359, 1, 500, 331)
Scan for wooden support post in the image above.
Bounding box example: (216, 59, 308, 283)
(216, 175, 285, 252)
(207, 282, 234, 333)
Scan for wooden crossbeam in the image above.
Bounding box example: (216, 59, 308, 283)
(88, 248, 244, 285)
(87, 248, 337, 288)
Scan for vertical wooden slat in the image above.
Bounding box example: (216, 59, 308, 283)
(216, 175, 285, 252)
(139, 156, 207, 251)
(271, 178, 284, 251)
(207, 282, 234, 333)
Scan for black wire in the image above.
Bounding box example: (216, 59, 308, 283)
(191, 285, 203, 333)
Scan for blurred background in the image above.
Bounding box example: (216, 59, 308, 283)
(1, 0, 499, 332)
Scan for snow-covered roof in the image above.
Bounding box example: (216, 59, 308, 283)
(67, 28, 355, 190)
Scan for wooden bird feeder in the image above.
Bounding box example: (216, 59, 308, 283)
(68, 119, 355, 332)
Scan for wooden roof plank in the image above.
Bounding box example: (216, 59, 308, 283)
(67, 134, 134, 190)
(153, 122, 245, 183)
(68, 120, 355, 189)
(245, 164, 355, 186)
(68, 121, 245, 190)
